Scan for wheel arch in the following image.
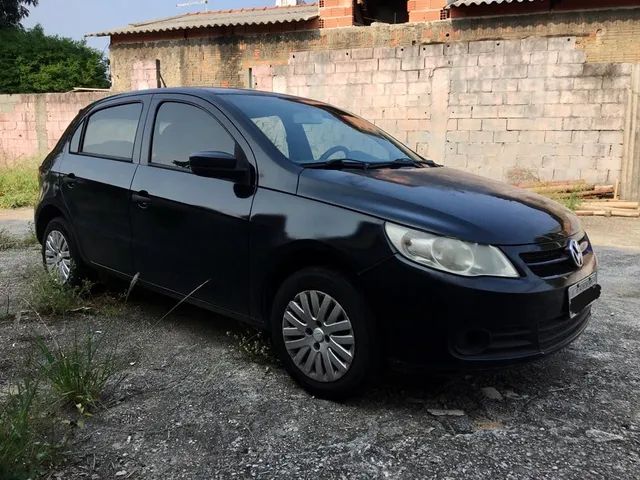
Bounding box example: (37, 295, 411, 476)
(260, 240, 362, 329)
(35, 204, 67, 243)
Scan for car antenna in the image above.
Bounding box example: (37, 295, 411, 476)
(176, 0, 209, 12)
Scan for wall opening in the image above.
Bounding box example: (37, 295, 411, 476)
(356, 0, 409, 25)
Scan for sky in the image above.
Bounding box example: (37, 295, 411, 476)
(23, 0, 275, 53)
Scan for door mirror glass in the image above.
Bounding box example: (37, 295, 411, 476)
(189, 151, 240, 179)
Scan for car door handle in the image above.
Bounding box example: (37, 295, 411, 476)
(131, 191, 151, 209)
(62, 173, 77, 188)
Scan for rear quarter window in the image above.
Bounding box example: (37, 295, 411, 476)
(81, 103, 143, 160)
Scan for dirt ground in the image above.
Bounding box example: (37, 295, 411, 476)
(0, 212, 639, 479)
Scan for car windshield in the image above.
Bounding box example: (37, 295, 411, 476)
(223, 94, 425, 167)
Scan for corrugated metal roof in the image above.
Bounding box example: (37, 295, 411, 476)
(87, 4, 319, 37)
(447, 0, 537, 7)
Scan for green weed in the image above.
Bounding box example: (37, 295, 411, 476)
(0, 161, 40, 209)
(0, 227, 38, 251)
(547, 192, 583, 211)
(37, 333, 123, 413)
(0, 379, 59, 480)
(226, 328, 278, 366)
(25, 269, 93, 316)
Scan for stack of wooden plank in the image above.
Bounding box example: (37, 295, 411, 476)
(575, 200, 640, 218)
(516, 180, 615, 199)
(515, 179, 639, 217)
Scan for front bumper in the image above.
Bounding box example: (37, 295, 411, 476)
(359, 234, 599, 369)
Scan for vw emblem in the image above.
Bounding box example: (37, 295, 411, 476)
(568, 239, 584, 268)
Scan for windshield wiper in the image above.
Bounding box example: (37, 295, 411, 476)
(365, 158, 439, 169)
(302, 157, 441, 171)
(302, 159, 373, 170)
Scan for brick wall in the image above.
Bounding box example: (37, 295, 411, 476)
(408, 0, 447, 22)
(319, 0, 354, 28)
(109, 8, 640, 91)
(0, 92, 109, 167)
(254, 37, 633, 185)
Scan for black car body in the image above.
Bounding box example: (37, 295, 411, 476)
(35, 88, 600, 397)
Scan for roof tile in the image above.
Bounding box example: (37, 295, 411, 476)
(447, 0, 537, 7)
(87, 3, 319, 37)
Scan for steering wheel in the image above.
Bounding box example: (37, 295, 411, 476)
(318, 146, 350, 162)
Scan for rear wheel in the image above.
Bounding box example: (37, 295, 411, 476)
(270, 267, 378, 399)
(42, 217, 87, 285)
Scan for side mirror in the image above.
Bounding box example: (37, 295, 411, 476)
(189, 151, 246, 182)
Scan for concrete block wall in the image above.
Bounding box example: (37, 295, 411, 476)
(0, 92, 109, 167)
(253, 36, 633, 185)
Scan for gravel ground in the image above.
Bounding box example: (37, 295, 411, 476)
(0, 207, 33, 237)
(0, 213, 639, 479)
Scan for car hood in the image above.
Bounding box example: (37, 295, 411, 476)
(297, 167, 582, 246)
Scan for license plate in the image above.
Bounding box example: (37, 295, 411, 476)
(568, 273, 600, 317)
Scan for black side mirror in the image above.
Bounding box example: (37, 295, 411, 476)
(189, 151, 247, 182)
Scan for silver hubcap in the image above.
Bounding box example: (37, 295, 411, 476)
(44, 230, 72, 283)
(282, 290, 355, 383)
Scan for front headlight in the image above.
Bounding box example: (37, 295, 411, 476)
(385, 223, 519, 278)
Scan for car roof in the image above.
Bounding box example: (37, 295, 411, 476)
(98, 87, 290, 102)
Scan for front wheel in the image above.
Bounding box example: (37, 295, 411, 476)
(270, 267, 379, 399)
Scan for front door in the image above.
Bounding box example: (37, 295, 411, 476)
(59, 99, 147, 274)
(129, 94, 255, 317)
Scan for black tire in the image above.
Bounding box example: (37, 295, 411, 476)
(41, 217, 88, 286)
(270, 267, 379, 399)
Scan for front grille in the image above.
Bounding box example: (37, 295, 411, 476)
(520, 236, 591, 279)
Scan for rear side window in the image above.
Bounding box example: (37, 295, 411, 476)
(151, 102, 236, 170)
(69, 122, 83, 153)
(82, 103, 142, 160)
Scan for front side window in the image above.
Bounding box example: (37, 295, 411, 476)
(252, 115, 289, 158)
(82, 103, 142, 160)
(223, 94, 419, 166)
(151, 102, 236, 170)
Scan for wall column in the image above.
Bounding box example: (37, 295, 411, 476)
(622, 64, 640, 200)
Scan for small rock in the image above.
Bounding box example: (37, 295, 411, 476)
(427, 409, 465, 417)
(481, 387, 503, 401)
(586, 429, 624, 443)
(115, 471, 127, 477)
(503, 390, 525, 400)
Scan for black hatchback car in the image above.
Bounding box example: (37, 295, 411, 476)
(35, 88, 600, 397)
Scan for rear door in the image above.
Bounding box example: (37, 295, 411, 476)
(59, 97, 148, 275)
(129, 93, 256, 318)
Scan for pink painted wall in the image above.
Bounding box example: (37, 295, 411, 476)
(0, 92, 110, 167)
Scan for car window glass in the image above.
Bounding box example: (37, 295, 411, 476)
(302, 119, 389, 161)
(251, 116, 288, 157)
(151, 102, 236, 170)
(69, 122, 83, 153)
(82, 103, 142, 160)
(224, 94, 418, 165)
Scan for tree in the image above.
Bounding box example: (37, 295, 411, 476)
(0, 25, 110, 93)
(0, 0, 38, 27)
